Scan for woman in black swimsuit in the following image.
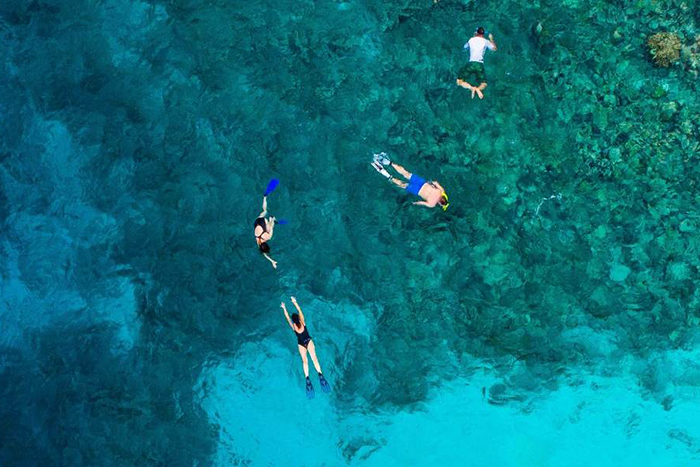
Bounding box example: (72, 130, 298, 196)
(254, 195, 277, 269)
(281, 296, 330, 398)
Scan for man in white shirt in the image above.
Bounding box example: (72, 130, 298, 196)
(456, 27, 497, 99)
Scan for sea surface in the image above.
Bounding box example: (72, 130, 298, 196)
(2, 0, 700, 465)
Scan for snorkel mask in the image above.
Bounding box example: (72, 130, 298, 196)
(441, 192, 450, 211)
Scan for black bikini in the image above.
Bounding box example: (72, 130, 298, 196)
(254, 217, 267, 239)
(294, 325, 312, 348)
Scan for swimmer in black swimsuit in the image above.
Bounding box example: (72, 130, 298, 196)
(281, 296, 330, 397)
(254, 195, 277, 269)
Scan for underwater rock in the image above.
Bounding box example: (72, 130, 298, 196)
(647, 32, 681, 67)
(679, 219, 696, 232)
(610, 263, 631, 282)
(612, 28, 624, 44)
(660, 101, 679, 122)
(662, 395, 674, 411)
(651, 84, 668, 99)
(486, 383, 525, 406)
(609, 147, 622, 163)
(669, 262, 690, 280)
(680, 119, 694, 135)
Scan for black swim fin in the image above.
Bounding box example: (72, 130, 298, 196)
(319, 373, 332, 394)
(305, 377, 315, 399)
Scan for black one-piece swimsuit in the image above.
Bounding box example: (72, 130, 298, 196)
(295, 326, 312, 348)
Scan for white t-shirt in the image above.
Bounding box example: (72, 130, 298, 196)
(463, 36, 495, 63)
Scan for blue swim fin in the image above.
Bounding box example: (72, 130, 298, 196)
(264, 179, 279, 196)
(305, 377, 315, 399)
(319, 373, 332, 394)
(276, 219, 288, 225)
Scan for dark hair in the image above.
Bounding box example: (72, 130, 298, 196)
(476, 27, 485, 35)
(291, 313, 301, 326)
(259, 242, 270, 253)
(439, 196, 448, 206)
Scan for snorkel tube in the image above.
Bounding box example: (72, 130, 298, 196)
(441, 192, 450, 211)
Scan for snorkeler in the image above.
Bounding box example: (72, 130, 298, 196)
(281, 296, 331, 399)
(456, 27, 497, 99)
(370, 153, 449, 210)
(254, 194, 278, 269)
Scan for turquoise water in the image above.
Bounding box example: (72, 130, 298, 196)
(2, 0, 700, 465)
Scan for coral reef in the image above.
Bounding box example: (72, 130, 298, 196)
(648, 32, 681, 67)
(681, 35, 700, 76)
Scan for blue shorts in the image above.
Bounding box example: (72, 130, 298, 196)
(406, 174, 426, 196)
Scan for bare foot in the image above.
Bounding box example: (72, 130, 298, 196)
(457, 79, 478, 98)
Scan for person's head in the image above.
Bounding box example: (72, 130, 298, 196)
(291, 313, 301, 326)
(439, 192, 450, 211)
(476, 26, 485, 36)
(259, 242, 270, 254)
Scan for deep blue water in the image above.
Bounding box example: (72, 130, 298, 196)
(2, 0, 700, 465)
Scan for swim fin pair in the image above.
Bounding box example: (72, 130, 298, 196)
(371, 152, 392, 179)
(305, 373, 332, 399)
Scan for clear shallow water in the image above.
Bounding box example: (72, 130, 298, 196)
(1, 0, 700, 465)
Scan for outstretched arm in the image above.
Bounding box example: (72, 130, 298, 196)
(413, 201, 433, 208)
(291, 296, 305, 325)
(281, 302, 294, 329)
(488, 33, 497, 51)
(263, 253, 278, 269)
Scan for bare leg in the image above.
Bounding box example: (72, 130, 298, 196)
(390, 178, 408, 189)
(298, 345, 310, 377)
(456, 79, 474, 91)
(391, 163, 413, 180)
(307, 341, 323, 374)
(372, 161, 408, 188)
